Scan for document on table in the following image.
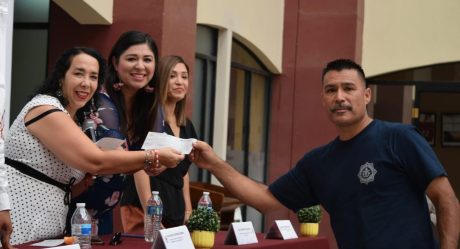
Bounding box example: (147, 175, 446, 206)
(141, 132, 196, 154)
(46, 245, 80, 249)
(31, 239, 64, 247)
(31, 239, 80, 249)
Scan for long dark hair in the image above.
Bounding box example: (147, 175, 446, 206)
(104, 30, 159, 145)
(157, 55, 189, 126)
(36, 47, 106, 124)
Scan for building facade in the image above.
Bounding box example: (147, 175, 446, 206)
(2, 1, 460, 248)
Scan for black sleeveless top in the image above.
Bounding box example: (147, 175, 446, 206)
(120, 119, 197, 228)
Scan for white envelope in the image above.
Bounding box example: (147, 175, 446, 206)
(141, 132, 196, 154)
(96, 137, 125, 150)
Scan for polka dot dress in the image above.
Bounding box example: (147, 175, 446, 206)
(5, 95, 85, 245)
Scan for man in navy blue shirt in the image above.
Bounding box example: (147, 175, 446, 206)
(191, 59, 459, 249)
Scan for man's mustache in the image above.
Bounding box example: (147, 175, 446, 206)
(330, 103, 352, 112)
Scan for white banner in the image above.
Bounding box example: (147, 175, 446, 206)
(0, 0, 14, 134)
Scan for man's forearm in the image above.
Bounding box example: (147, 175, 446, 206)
(209, 159, 283, 214)
(426, 177, 459, 249)
(436, 199, 459, 249)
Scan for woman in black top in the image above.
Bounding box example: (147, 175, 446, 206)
(121, 55, 197, 230)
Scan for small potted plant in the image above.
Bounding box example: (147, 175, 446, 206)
(187, 208, 220, 249)
(296, 205, 322, 236)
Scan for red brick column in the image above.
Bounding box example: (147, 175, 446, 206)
(267, 1, 364, 248)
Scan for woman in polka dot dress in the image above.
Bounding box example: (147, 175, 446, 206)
(4, 47, 184, 245)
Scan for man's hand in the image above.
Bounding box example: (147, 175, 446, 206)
(190, 141, 223, 170)
(0, 210, 15, 249)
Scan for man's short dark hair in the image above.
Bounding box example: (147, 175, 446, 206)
(322, 59, 366, 86)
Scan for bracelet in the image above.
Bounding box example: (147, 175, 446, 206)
(154, 150, 159, 168)
(144, 149, 155, 171)
(144, 150, 160, 172)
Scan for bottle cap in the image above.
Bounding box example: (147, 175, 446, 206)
(152, 191, 159, 195)
(76, 203, 86, 207)
(203, 192, 210, 195)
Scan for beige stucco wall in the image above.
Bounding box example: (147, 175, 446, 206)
(53, 0, 112, 24)
(362, 0, 460, 77)
(197, 0, 284, 74)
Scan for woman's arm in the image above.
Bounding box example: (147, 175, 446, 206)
(182, 173, 192, 223)
(25, 105, 184, 175)
(0, 210, 14, 249)
(133, 170, 151, 213)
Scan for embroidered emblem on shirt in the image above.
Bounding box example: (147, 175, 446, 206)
(358, 162, 377, 184)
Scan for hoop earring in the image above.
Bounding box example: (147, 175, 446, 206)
(113, 82, 124, 91)
(57, 80, 63, 97)
(144, 85, 154, 93)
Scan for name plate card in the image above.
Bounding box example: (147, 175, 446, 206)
(156, 225, 195, 249)
(265, 220, 298, 240)
(224, 221, 258, 245)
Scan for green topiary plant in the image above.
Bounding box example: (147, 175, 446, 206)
(187, 208, 221, 232)
(297, 205, 322, 223)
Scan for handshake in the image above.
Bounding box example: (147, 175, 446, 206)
(141, 132, 221, 175)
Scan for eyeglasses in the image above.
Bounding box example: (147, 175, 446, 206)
(109, 232, 122, 246)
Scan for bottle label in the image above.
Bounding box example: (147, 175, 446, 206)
(81, 224, 91, 236)
(147, 206, 163, 215)
(198, 205, 213, 210)
(198, 202, 213, 210)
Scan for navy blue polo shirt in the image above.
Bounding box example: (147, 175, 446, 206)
(269, 120, 445, 249)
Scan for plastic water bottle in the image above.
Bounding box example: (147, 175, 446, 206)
(197, 191, 213, 210)
(145, 191, 163, 244)
(71, 203, 92, 249)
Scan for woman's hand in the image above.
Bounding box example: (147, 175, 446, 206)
(149, 164, 168, 176)
(71, 173, 94, 197)
(0, 211, 16, 249)
(157, 148, 184, 168)
(184, 210, 192, 223)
